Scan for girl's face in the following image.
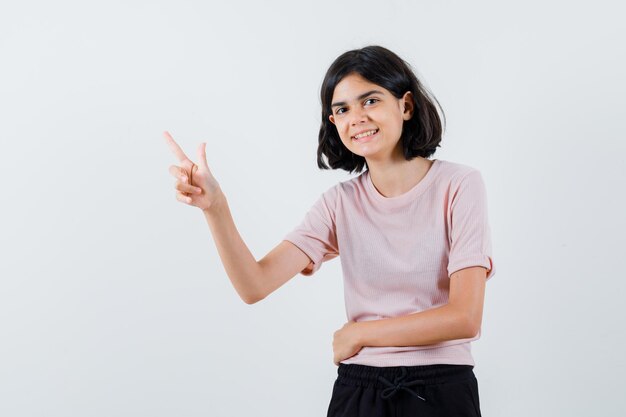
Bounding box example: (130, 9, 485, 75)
(329, 72, 414, 162)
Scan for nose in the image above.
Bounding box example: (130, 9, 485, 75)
(350, 106, 368, 126)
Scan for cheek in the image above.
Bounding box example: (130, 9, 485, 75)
(382, 115, 404, 135)
(336, 122, 350, 138)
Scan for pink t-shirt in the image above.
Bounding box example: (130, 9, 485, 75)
(283, 159, 496, 366)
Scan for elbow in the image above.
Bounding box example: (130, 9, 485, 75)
(461, 315, 481, 339)
(451, 307, 481, 339)
(243, 265, 268, 305)
(242, 293, 261, 305)
(465, 323, 480, 339)
(237, 276, 265, 305)
(446, 300, 482, 338)
(242, 296, 255, 305)
(242, 288, 266, 305)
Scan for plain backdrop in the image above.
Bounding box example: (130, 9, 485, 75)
(1, 0, 625, 416)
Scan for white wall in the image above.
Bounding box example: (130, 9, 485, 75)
(1, 0, 624, 416)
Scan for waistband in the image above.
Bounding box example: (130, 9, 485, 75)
(336, 363, 475, 402)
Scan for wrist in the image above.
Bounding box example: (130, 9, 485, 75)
(355, 321, 368, 347)
(202, 189, 227, 214)
(202, 202, 227, 226)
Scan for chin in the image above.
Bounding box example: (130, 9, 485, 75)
(351, 150, 377, 160)
(351, 142, 380, 153)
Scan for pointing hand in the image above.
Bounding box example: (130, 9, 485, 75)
(164, 131, 224, 211)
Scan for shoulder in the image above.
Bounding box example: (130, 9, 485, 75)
(436, 159, 482, 182)
(433, 159, 487, 194)
(321, 170, 368, 200)
(434, 160, 492, 215)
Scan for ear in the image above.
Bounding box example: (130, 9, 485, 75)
(401, 91, 414, 120)
(329, 114, 336, 125)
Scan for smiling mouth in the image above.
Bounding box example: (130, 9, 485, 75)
(352, 128, 379, 141)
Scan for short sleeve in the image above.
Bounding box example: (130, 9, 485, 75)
(283, 187, 340, 276)
(446, 170, 496, 280)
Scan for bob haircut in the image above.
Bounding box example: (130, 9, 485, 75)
(317, 45, 446, 174)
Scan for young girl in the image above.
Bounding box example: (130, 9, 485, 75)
(165, 45, 495, 417)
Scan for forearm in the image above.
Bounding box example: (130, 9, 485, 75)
(202, 193, 263, 304)
(357, 304, 476, 347)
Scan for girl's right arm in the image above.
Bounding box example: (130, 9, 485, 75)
(165, 131, 311, 304)
(202, 194, 311, 304)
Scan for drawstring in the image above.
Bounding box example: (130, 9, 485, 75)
(376, 367, 427, 401)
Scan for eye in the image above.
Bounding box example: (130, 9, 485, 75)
(335, 107, 346, 115)
(365, 98, 379, 105)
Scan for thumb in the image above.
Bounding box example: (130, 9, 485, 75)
(197, 142, 213, 176)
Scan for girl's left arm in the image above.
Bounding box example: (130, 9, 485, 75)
(354, 266, 487, 348)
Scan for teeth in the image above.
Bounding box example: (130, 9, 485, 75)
(354, 129, 378, 139)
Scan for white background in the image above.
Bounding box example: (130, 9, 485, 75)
(1, 0, 625, 416)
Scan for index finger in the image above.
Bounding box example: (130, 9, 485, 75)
(163, 131, 190, 163)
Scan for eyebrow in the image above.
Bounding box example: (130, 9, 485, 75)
(331, 90, 384, 108)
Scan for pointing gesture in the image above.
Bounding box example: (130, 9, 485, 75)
(164, 131, 224, 211)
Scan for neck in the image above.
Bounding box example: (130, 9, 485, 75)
(366, 156, 434, 198)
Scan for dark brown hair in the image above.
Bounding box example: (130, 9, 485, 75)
(317, 45, 446, 174)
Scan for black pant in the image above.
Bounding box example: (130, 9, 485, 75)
(327, 363, 481, 417)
